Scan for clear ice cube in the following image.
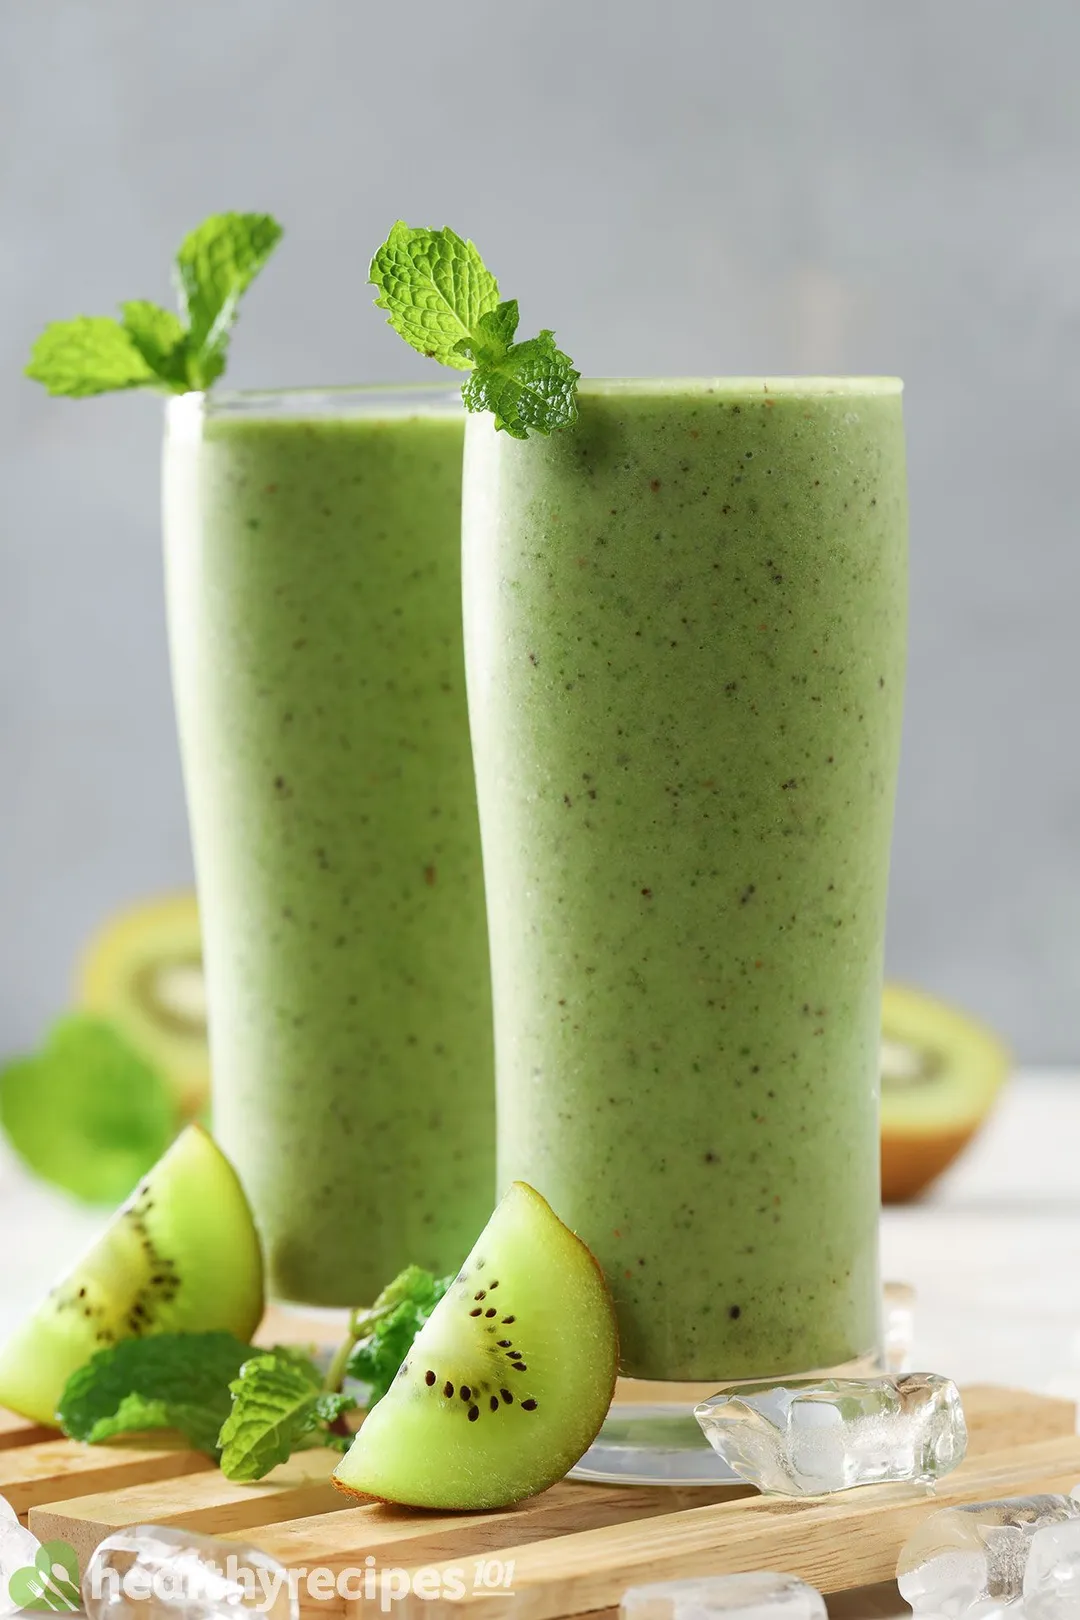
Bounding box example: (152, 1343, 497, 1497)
(694, 1372, 966, 1494)
(896, 1494, 1080, 1618)
(83, 1525, 297, 1620)
(1024, 1516, 1080, 1620)
(621, 1571, 828, 1620)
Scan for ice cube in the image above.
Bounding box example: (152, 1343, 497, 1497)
(897, 1494, 1080, 1618)
(1024, 1516, 1080, 1620)
(621, 1571, 827, 1620)
(694, 1372, 966, 1494)
(83, 1525, 297, 1620)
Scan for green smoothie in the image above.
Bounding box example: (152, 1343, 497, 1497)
(462, 378, 907, 1380)
(163, 386, 494, 1305)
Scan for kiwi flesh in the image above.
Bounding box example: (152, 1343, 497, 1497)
(333, 1182, 618, 1510)
(881, 983, 1010, 1202)
(78, 894, 209, 1118)
(0, 1125, 263, 1424)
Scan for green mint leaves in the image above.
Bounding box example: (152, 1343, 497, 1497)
(26, 213, 282, 398)
(57, 1332, 256, 1455)
(369, 223, 579, 439)
(0, 1016, 176, 1205)
(218, 1354, 356, 1483)
(345, 1266, 451, 1405)
(173, 213, 283, 387)
(369, 225, 498, 372)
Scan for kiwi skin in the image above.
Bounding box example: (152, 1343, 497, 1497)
(880, 983, 1011, 1202)
(334, 1182, 619, 1510)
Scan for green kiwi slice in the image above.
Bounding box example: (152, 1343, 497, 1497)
(0, 1125, 263, 1424)
(334, 1182, 619, 1509)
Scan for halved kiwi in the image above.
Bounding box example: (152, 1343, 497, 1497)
(77, 894, 208, 1117)
(0, 1125, 263, 1424)
(881, 983, 1010, 1202)
(334, 1182, 619, 1509)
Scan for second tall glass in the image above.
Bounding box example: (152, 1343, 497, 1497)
(463, 378, 908, 1385)
(164, 386, 494, 1305)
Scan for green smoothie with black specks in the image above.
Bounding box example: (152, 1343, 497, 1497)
(462, 377, 907, 1380)
(163, 385, 494, 1306)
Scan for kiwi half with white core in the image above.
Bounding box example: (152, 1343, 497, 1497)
(0, 1125, 263, 1424)
(78, 894, 209, 1117)
(880, 983, 1010, 1203)
(334, 1182, 619, 1510)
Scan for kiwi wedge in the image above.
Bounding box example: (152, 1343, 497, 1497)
(0, 1125, 263, 1424)
(78, 894, 208, 1117)
(881, 983, 1010, 1202)
(334, 1182, 618, 1509)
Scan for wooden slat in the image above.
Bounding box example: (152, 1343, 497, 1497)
(225, 1479, 749, 1578)
(0, 1438, 211, 1516)
(0, 1408, 56, 1451)
(30, 1449, 348, 1570)
(387, 1433, 1080, 1620)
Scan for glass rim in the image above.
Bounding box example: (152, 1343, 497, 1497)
(576, 376, 903, 398)
(166, 382, 464, 431)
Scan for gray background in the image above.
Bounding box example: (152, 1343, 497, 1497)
(1, 0, 1076, 1063)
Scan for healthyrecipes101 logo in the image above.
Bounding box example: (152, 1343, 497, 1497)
(6, 1544, 517, 1612)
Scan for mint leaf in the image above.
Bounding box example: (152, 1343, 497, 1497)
(345, 1268, 452, 1405)
(369, 1263, 446, 1316)
(369, 224, 579, 437)
(25, 317, 157, 397)
(453, 298, 520, 365)
(57, 1332, 255, 1453)
(0, 1015, 176, 1205)
(121, 301, 189, 389)
(370, 222, 499, 371)
(218, 1353, 356, 1482)
(463, 330, 580, 440)
(26, 211, 282, 398)
(174, 213, 283, 388)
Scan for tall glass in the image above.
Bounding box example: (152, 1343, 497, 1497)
(163, 386, 494, 1305)
(463, 379, 907, 1416)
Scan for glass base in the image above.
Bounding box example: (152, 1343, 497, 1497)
(569, 1397, 743, 1485)
(570, 1352, 887, 1487)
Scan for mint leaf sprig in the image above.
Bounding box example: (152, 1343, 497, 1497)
(26, 212, 282, 398)
(339, 1265, 452, 1405)
(218, 1354, 356, 1483)
(369, 223, 579, 440)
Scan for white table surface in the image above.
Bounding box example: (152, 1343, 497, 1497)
(1, 1072, 1078, 1394)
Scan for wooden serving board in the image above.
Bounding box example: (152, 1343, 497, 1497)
(0, 1386, 1073, 1619)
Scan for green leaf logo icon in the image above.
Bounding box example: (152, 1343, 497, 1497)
(7, 1541, 80, 1611)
